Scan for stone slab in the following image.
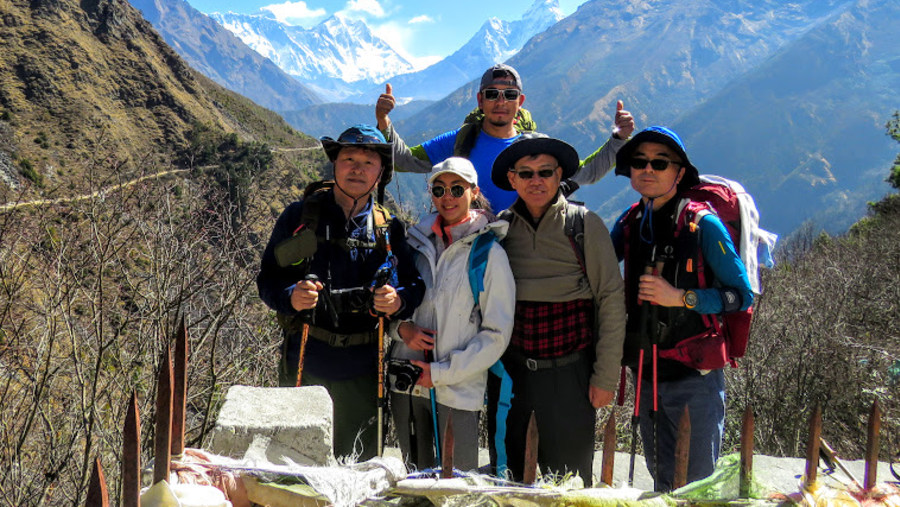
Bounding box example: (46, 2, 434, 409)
(207, 385, 334, 467)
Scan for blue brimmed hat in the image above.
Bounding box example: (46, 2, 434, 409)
(614, 126, 699, 188)
(321, 124, 393, 185)
(491, 133, 579, 191)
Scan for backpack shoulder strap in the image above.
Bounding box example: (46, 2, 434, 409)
(295, 181, 334, 235)
(564, 202, 587, 276)
(371, 202, 393, 254)
(454, 121, 481, 159)
(468, 230, 498, 307)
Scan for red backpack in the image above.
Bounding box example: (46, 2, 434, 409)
(624, 176, 774, 368)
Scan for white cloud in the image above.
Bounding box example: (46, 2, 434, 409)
(408, 15, 434, 24)
(342, 0, 387, 19)
(260, 1, 327, 26)
(371, 20, 441, 71)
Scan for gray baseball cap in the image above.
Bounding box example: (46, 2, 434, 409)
(480, 64, 522, 91)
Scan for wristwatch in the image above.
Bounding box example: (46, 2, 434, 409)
(682, 290, 698, 309)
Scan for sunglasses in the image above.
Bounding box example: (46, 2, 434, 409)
(482, 88, 521, 101)
(629, 158, 681, 171)
(431, 184, 468, 198)
(511, 168, 556, 180)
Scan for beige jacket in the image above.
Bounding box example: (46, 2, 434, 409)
(502, 193, 626, 391)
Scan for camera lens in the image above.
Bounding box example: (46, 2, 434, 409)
(393, 376, 411, 391)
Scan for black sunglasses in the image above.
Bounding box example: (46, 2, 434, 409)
(482, 88, 521, 101)
(431, 184, 468, 198)
(511, 168, 556, 180)
(629, 158, 681, 171)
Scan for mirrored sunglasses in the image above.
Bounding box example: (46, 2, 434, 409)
(482, 88, 521, 101)
(431, 184, 468, 198)
(511, 168, 556, 180)
(629, 158, 681, 171)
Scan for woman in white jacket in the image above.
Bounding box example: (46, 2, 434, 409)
(389, 157, 515, 471)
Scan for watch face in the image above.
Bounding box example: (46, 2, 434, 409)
(684, 291, 698, 308)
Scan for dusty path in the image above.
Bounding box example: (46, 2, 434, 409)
(0, 167, 194, 213)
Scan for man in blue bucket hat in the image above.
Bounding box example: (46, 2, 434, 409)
(258, 124, 425, 460)
(610, 126, 753, 490)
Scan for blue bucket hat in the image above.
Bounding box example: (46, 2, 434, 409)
(614, 126, 699, 188)
(321, 124, 393, 185)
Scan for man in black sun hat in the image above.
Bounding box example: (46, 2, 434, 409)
(491, 133, 625, 484)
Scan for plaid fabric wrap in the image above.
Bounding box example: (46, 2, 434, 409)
(510, 299, 594, 358)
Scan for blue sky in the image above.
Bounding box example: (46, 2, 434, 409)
(184, 0, 587, 68)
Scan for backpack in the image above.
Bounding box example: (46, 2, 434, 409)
(454, 107, 537, 158)
(286, 180, 393, 262)
(622, 175, 776, 367)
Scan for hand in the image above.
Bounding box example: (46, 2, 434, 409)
(589, 386, 615, 409)
(410, 360, 433, 388)
(637, 274, 684, 307)
(290, 279, 324, 312)
(375, 83, 395, 130)
(372, 284, 402, 316)
(613, 100, 635, 140)
(398, 322, 436, 351)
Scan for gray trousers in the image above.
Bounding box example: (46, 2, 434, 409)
(391, 391, 479, 472)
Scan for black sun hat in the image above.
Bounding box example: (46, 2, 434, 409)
(491, 133, 579, 191)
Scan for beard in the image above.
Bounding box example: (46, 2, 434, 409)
(486, 117, 511, 128)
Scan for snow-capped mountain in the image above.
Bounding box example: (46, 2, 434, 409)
(210, 0, 563, 104)
(209, 11, 415, 102)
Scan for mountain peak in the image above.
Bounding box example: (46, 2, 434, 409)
(523, 0, 563, 23)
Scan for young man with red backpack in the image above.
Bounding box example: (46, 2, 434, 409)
(610, 126, 754, 491)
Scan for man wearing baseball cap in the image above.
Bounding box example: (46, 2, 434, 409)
(257, 124, 425, 460)
(491, 133, 626, 484)
(374, 63, 635, 211)
(609, 126, 753, 490)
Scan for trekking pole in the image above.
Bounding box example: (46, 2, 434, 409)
(295, 274, 319, 387)
(628, 254, 655, 487)
(426, 349, 441, 465)
(371, 266, 393, 457)
(649, 256, 666, 491)
(628, 349, 644, 487)
(377, 314, 385, 456)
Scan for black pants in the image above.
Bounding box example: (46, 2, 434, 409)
(504, 354, 596, 484)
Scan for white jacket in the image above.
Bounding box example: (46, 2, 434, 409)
(389, 211, 515, 411)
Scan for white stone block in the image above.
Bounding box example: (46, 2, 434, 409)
(207, 385, 334, 466)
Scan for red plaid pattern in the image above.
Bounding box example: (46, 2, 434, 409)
(510, 299, 594, 358)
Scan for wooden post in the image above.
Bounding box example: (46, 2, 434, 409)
(153, 345, 173, 485)
(122, 391, 141, 507)
(739, 405, 754, 498)
(600, 411, 616, 486)
(864, 400, 881, 490)
(171, 316, 188, 457)
(86, 457, 109, 507)
(803, 404, 822, 488)
(440, 413, 454, 479)
(672, 405, 691, 490)
(523, 411, 539, 485)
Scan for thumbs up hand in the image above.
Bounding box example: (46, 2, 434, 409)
(375, 83, 395, 130)
(613, 100, 635, 140)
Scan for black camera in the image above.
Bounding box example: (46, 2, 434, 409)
(330, 286, 372, 315)
(386, 359, 423, 392)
